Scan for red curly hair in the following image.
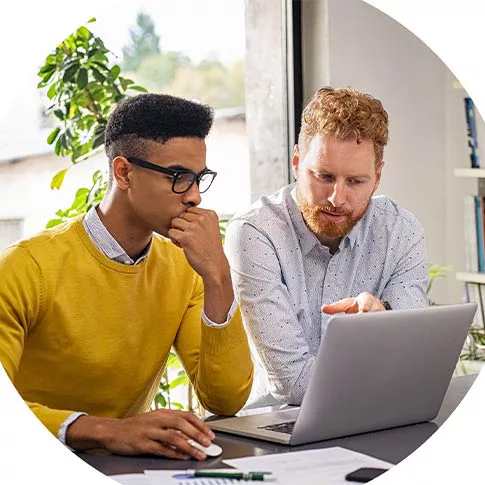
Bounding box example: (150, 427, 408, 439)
(298, 86, 389, 164)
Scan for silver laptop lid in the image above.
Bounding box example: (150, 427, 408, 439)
(290, 303, 477, 444)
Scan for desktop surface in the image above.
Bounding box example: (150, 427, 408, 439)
(76, 374, 476, 476)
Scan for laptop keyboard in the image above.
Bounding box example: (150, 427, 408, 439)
(258, 420, 296, 434)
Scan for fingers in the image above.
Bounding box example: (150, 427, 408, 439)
(165, 410, 214, 445)
(345, 299, 360, 313)
(147, 428, 207, 460)
(174, 207, 218, 225)
(184, 206, 218, 218)
(322, 293, 385, 314)
(321, 298, 355, 314)
(167, 210, 227, 279)
(354, 292, 385, 312)
(167, 228, 183, 247)
(151, 410, 214, 460)
(170, 217, 192, 232)
(103, 409, 216, 459)
(144, 439, 193, 460)
(168, 210, 219, 247)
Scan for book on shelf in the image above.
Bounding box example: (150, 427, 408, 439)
(464, 195, 485, 273)
(464, 195, 479, 273)
(474, 195, 485, 272)
(464, 97, 481, 168)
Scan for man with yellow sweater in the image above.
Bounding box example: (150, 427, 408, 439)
(0, 93, 253, 460)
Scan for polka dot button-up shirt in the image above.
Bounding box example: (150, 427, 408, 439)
(225, 184, 428, 407)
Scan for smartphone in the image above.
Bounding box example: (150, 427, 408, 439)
(345, 467, 389, 483)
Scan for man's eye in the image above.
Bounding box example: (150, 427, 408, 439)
(348, 178, 363, 185)
(314, 172, 332, 181)
(176, 172, 194, 182)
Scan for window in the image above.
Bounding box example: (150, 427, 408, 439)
(0, 219, 22, 251)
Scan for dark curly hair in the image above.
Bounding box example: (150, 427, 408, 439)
(104, 93, 214, 184)
(298, 86, 388, 164)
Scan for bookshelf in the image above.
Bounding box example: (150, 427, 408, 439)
(453, 96, 485, 362)
(454, 95, 485, 324)
(456, 272, 485, 285)
(454, 168, 485, 178)
(455, 168, 485, 284)
(455, 168, 485, 325)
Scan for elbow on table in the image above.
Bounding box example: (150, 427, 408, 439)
(200, 369, 254, 416)
(270, 378, 305, 407)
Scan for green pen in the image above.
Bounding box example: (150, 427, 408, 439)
(186, 470, 276, 481)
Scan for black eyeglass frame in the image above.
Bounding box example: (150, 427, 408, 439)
(126, 157, 217, 194)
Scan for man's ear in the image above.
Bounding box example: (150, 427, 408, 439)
(291, 145, 300, 180)
(112, 157, 132, 190)
(373, 161, 384, 193)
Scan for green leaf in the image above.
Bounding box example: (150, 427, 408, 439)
(169, 376, 189, 389)
(87, 17, 96, 23)
(46, 218, 65, 229)
(167, 353, 182, 368)
(119, 77, 134, 90)
(129, 85, 148, 93)
(170, 402, 184, 410)
(92, 133, 105, 150)
(54, 137, 62, 156)
(41, 70, 56, 84)
(158, 381, 169, 392)
(109, 65, 121, 80)
(63, 62, 80, 83)
(47, 127, 60, 145)
(92, 61, 110, 72)
(39, 64, 56, 75)
(77, 68, 88, 89)
(92, 67, 105, 82)
(47, 83, 57, 99)
(92, 170, 103, 184)
(50, 168, 68, 189)
(90, 52, 109, 64)
(71, 192, 88, 211)
(75, 187, 90, 199)
(92, 125, 106, 150)
(155, 393, 167, 407)
(76, 26, 91, 40)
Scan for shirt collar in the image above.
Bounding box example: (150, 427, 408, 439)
(287, 185, 362, 255)
(83, 205, 151, 265)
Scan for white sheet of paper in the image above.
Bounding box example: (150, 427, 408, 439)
(110, 473, 150, 485)
(144, 468, 281, 485)
(224, 447, 392, 485)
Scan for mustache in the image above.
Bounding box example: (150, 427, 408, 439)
(313, 205, 350, 216)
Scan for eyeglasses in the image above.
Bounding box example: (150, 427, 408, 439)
(126, 157, 217, 194)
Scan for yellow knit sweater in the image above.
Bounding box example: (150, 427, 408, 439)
(0, 217, 253, 436)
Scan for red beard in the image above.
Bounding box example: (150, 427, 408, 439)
(296, 191, 368, 238)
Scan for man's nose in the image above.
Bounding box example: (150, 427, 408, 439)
(182, 182, 202, 206)
(327, 182, 346, 207)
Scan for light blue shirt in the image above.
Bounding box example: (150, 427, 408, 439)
(225, 184, 428, 407)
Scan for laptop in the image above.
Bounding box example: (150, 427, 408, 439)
(208, 303, 477, 445)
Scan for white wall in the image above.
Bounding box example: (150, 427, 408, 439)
(0, 153, 106, 239)
(0, 118, 249, 245)
(301, 0, 481, 304)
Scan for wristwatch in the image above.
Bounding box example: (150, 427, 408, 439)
(382, 301, 392, 310)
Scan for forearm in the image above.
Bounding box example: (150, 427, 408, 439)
(65, 414, 113, 450)
(202, 260, 235, 324)
(382, 226, 429, 309)
(236, 290, 315, 405)
(196, 308, 253, 415)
